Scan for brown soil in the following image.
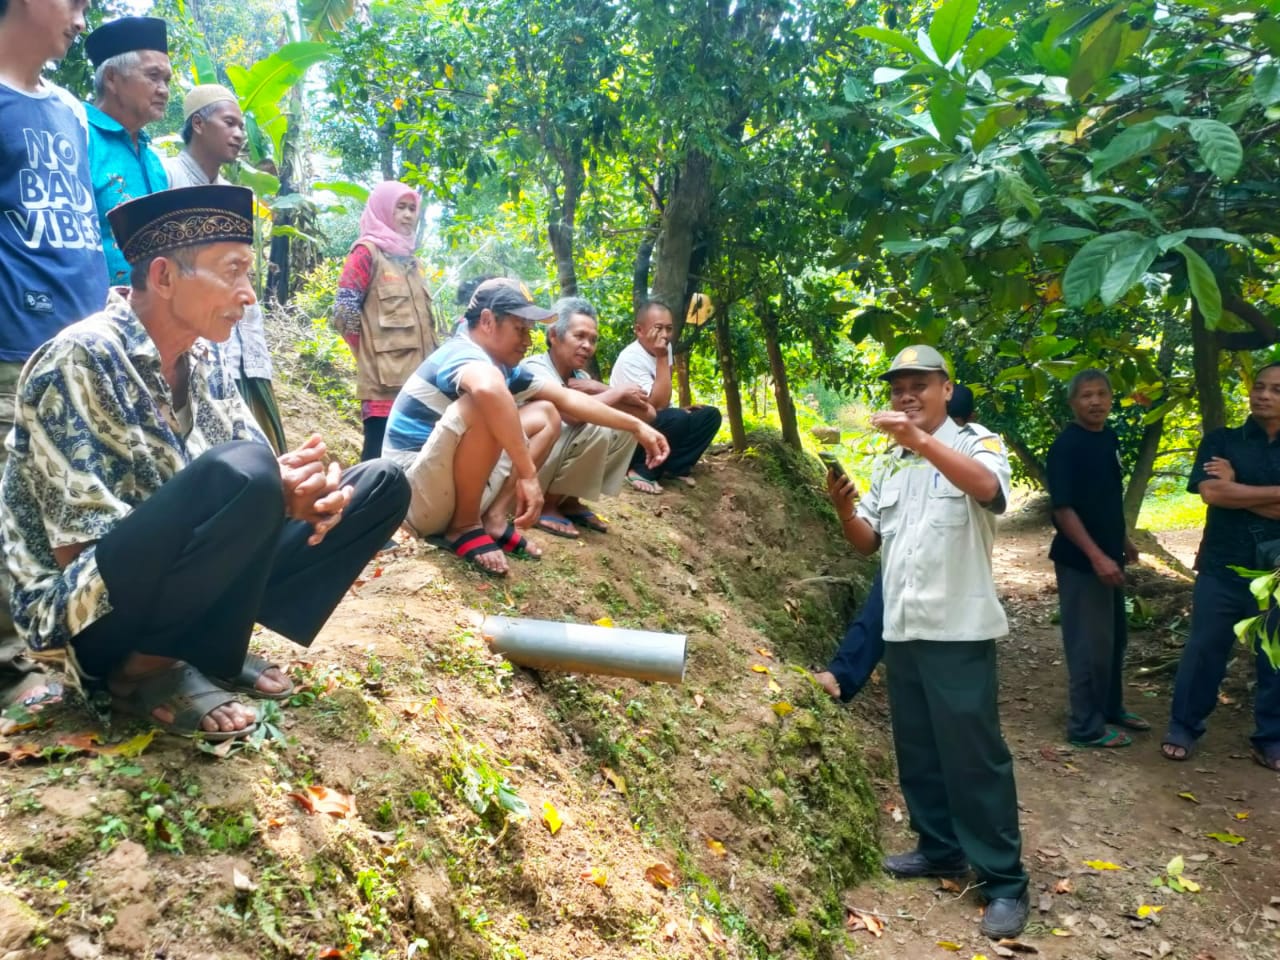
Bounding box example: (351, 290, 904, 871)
(1, 384, 1278, 960)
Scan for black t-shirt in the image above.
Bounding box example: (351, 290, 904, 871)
(1188, 419, 1280, 573)
(1047, 422, 1126, 572)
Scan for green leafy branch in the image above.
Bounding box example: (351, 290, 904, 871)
(1229, 564, 1280, 669)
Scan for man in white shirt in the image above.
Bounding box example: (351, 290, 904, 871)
(164, 85, 285, 452)
(828, 345, 1029, 940)
(608, 298, 721, 494)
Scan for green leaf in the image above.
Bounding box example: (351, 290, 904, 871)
(996, 171, 1040, 219)
(929, 0, 979, 62)
(234, 42, 333, 120)
(1060, 197, 1097, 225)
(1090, 120, 1166, 177)
(854, 26, 927, 63)
(929, 80, 967, 145)
(229, 160, 280, 197)
(313, 180, 371, 204)
(962, 26, 1016, 71)
(1155, 227, 1251, 253)
(1178, 244, 1222, 328)
(1100, 238, 1158, 305)
(1068, 22, 1123, 101)
(969, 223, 999, 249)
(873, 66, 911, 84)
(1087, 195, 1162, 228)
(1038, 225, 1097, 243)
(883, 239, 930, 254)
(1062, 231, 1145, 306)
(299, 0, 355, 39)
(1187, 119, 1243, 181)
(1254, 65, 1280, 107)
(1255, 19, 1280, 56)
(961, 177, 994, 216)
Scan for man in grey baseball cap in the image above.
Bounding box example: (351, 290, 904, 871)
(823, 343, 1031, 938)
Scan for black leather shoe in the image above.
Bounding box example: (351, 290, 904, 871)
(981, 891, 1031, 939)
(882, 849, 969, 879)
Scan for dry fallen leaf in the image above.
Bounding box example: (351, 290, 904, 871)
(1177, 791, 1199, 804)
(756, 648, 774, 659)
(697, 915, 728, 947)
(316, 948, 344, 958)
(660, 919, 679, 941)
(288, 784, 358, 819)
(1051, 928, 1073, 937)
(939, 877, 963, 893)
(1137, 905, 1164, 919)
(1082, 859, 1123, 871)
(705, 838, 727, 857)
(593, 616, 614, 628)
(750, 664, 770, 674)
(995, 939, 1039, 954)
(232, 867, 257, 892)
(693, 693, 705, 709)
(644, 863, 678, 890)
(541, 800, 562, 835)
(845, 908, 885, 937)
(600, 766, 627, 795)
(886, 804, 903, 823)
(937, 942, 962, 952)
(580, 866, 608, 887)
(1204, 831, 1245, 846)
(772, 701, 794, 717)
(1054, 878, 1073, 894)
(1234, 811, 1250, 821)
(767, 676, 782, 694)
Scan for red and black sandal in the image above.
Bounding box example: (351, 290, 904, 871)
(430, 528, 507, 577)
(494, 523, 542, 560)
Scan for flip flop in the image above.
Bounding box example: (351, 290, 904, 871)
(535, 514, 580, 539)
(563, 509, 609, 533)
(210, 653, 296, 701)
(1070, 728, 1132, 748)
(1250, 746, 1280, 772)
(111, 663, 258, 743)
(494, 523, 542, 560)
(428, 527, 507, 577)
(625, 472, 663, 495)
(1113, 712, 1151, 732)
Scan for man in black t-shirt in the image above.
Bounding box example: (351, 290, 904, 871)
(1164, 363, 1280, 770)
(1047, 370, 1144, 748)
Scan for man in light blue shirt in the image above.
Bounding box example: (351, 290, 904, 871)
(83, 16, 170, 284)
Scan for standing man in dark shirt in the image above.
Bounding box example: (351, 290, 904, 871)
(1047, 370, 1144, 748)
(1163, 363, 1280, 770)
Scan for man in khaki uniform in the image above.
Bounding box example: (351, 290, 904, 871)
(827, 345, 1029, 939)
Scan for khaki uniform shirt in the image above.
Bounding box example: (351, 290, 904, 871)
(856, 417, 1011, 642)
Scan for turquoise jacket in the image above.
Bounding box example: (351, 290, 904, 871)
(84, 103, 169, 284)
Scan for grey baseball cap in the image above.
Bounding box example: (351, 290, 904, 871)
(880, 344, 951, 381)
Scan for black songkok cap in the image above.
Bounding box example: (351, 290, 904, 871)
(108, 185, 254, 266)
(86, 17, 169, 69)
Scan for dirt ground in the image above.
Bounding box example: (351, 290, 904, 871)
(840, 512, 1280, 960)
(1, 416, 1278, 960)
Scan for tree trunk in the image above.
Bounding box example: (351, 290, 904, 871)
(548, 216, 577, 297)
(714, 302, 746, 452)
(1005, 433, 1047, 489)
(1191, 301, 1225, 432)
(1124, 313, 1180, 528)
(762, 309, 799, 449)
(632, 216, 659, 313)
(379, 120, 395, 180)
(651, 150, 711, 342)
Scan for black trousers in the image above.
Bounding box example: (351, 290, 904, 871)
(71, 442, 409, 680)
(885, 639, 1027, 901)
(631, 405, 721, 481)
(1055, 562, 1128, 741)
(362, 415, 389, 463)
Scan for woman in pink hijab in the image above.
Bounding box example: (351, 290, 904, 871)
(332, 181, 440, 460)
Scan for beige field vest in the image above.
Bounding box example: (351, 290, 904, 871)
(355, 241, 438, 402)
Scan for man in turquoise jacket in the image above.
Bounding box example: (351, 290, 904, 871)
(84, 16, 170, 285)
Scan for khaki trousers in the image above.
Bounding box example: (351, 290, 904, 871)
(539, 423, 635, 501)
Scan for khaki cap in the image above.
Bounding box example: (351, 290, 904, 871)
(183, 84, 239, 120)
(880, 344, 950, 381)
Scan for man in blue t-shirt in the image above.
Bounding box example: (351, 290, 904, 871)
(0, 0, 107, 717)
(385, 278, 669, 578)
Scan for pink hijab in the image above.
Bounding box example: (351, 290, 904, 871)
(354, 180, 419, 257)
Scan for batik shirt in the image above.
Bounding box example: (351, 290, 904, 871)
(85, 103, 168, 284)
(0, 291, 265, 653)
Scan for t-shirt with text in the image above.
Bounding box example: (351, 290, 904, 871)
(0, 79, 108, 362)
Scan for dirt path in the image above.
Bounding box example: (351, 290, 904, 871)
(840, 515, 1280, 960)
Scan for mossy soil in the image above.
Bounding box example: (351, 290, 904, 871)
(0, 380, 886, 959)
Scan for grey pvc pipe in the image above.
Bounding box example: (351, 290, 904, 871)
(481, 615, 687, 684)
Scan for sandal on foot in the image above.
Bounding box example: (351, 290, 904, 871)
(535, 515, 580, 539)
(111, 663, 258, 742)
(563, 509, 609, 533)
(494, 523, 542, 560)
(1160, 736, 1192, 762)
(210, 653, 295, 701)
(625, 472, 663, 495)
(1250, 746, 1280, 772)
(429, 527, 507, 577)
(1070, 728, 1132, 748)
(1113, 712, 1151, 732)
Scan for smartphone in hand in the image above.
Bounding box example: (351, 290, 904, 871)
(818, 451, 847, 479)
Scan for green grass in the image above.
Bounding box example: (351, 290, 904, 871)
(1138, 491, 1206, 532)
